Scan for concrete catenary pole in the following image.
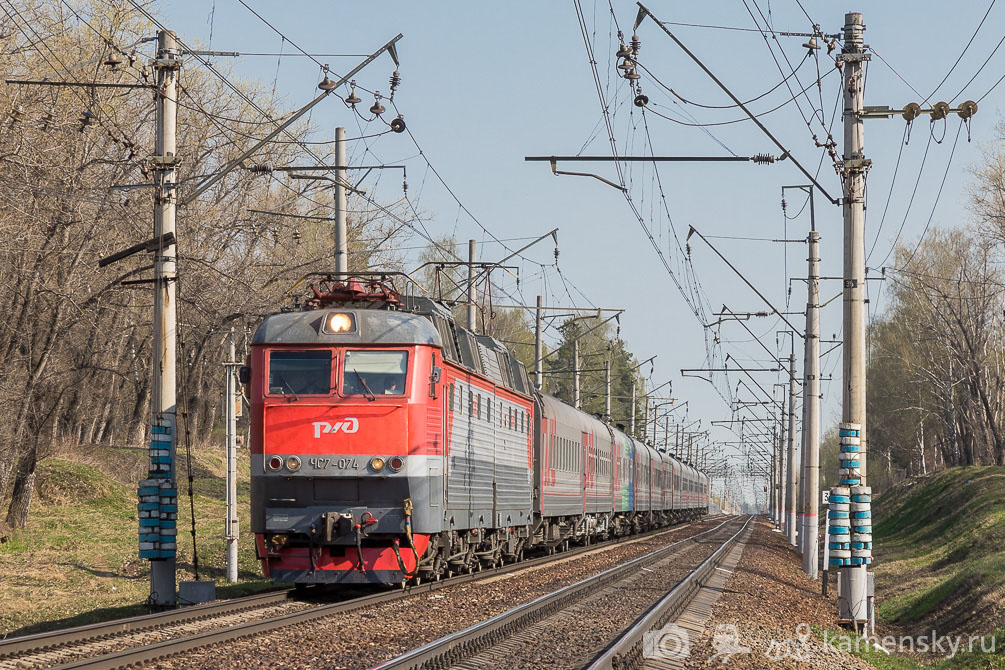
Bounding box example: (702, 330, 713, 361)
(535, 295, 543, 390)
(839, 10, 870, 622)
(224, 329, 238, 583)
(604, 358, 611, 421)
(150, 29, 179, 607)
(787, 351, 798, 547)
(333, 126, 348, 274)
(630, 381, 637, 437)
(768, 427, 774, 525)
(573, 338, 581, 410)
(802, 230, 821, 578)
(778, 397, 787, 534)
(467, 239, 477, 332)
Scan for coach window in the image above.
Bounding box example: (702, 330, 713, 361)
(342, 350, 408, 396)
(268, 350, 332, 396)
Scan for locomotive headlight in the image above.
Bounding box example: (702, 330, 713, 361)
(324, 313, 355, 334)
(285, 455, 302, 472)
(267, 456, 283, 471)
(388, 456, 405, 472)
(369, 456, 386, 472)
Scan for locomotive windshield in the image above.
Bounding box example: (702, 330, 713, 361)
(342, 350, 408, 396)
(268, 350, 332, 395)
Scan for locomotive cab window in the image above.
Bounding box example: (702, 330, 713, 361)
(342, 350, 408, 396)
(268, 350, 332, 395)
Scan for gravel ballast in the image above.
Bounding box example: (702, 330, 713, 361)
(144, 518, 727, 670)
(683, 518, 872, 669)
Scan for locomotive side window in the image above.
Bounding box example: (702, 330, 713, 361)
(268, 350, 332, 395)
(342, 350, 408, 396)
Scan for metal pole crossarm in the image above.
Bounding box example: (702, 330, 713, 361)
(289, 173, 366, 197)
(180, 33, 403, 206)
(98, 232, 176, 268)
(525, 154, 782, 164)
(247, 209, 337, 222)
(4, 79, 150, 88)
(494, 305, 623, 314)
(681, 367, 781, 373)
(689, 227, 804, 337)
(251, 164, 406, 171)
(858, 101, 977, 121)
(634, 2, 840, 205)
(535, 311, 623, 365)
(494, 228, 559, 266)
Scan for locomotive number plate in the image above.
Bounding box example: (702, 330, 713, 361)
(308, 457, 360, 470)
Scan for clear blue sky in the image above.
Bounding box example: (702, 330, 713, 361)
(154, 1, 1004, 507)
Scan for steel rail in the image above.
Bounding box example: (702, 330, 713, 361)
(586, 515, 754, 669)
(3, 515, 720, 669)
(0, 588, 293, 657)
(369, 516, 742, 670)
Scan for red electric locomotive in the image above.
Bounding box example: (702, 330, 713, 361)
(247, 273, 707, 586)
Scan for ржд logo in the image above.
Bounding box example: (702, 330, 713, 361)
(313, 418, 359, 438)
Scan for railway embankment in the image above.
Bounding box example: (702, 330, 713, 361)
(868, 466, 1005, 666)
(0, 446, 267, 637)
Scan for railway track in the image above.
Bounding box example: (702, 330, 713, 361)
(0, 515, 722, 670)
(370, 516, 750, 670)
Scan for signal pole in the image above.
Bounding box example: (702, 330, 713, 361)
(838, 11, 869, 622)
(467, 240, 477, 332)
(802, 230, 821, 578)
(150, 29, 180, 607)
(334, 126, 348, 273)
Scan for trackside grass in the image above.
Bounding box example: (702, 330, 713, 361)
(0, 444, 271, 637)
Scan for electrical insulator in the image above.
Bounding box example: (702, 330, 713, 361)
(40, 107, 55, 130)
(390, 115, 406, 133)
(751, 153, 775, 165)
(957, 100, 977, 120)
(930, 101, 950, 121)
(624, 69, 640, 81)
(631, 34, 641, 54)
(8, 103, 25, 125)
(318, 74, 337, 91)
(634, 93, 649, 108)
(78, 108, 97, 132)
(250, 164, 274, 174)
(370, 93, 385, 116)
(616, 43, 631, 58)
(389, 70, 401, 93)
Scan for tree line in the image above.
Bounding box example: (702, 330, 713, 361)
(854, 121, 1005, 491)
(0, 1, 413, 529)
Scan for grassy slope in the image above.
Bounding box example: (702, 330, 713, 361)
(859, 466, 1005, 668)
(0, 444, 271, 637)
